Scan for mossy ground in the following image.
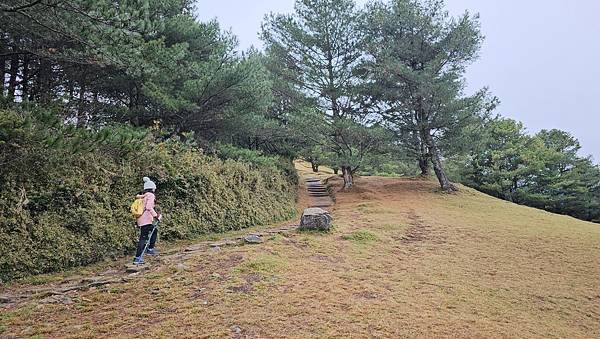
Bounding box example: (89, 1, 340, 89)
(1, 166, 599, 337)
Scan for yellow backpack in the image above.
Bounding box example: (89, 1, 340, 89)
(130, 198, 145, 219)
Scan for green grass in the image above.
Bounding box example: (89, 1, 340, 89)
(342, 230, 378, 244)
(234, 255, 287, 275)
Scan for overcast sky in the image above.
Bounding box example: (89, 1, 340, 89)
(196, 0, 600, 162)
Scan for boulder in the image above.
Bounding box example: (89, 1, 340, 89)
(299, 208, 332, 231)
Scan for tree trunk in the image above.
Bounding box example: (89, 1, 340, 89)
(418, 129, 431, 176)
(38, 58, 51, 103)
(28, 59, 41, 101)
(21, 56, 29, 100)
(68, 78, 74, 102)
(7, 55, 19, 100)
(0, 54, 6, 96)
(311, 162, 319, 173)
(78, 80, 86, 127)
(425, 132, 457, 192)
(418, 157, 430, 176)
(341, 166, 354, 190)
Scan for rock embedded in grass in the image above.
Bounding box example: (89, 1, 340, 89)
(176, 263, 189, 272)
(244, 235, 264, 244)
(40, 294, 74, 305)
(299, 208, 333, 232)
(125, 264, 150, 274)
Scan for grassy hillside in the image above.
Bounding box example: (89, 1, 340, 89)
(1, 169, 599, 337)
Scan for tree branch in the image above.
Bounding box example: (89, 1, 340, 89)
(1, 0, 43, 13)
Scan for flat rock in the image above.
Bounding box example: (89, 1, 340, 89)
(231, 325, 243, 335)
(122, 274, 139, 282)
(176, 263, 190, 271)
(0, 295, 13, 304)
(244, 235, 263, 244)
(125, 264, 150, 273)
(81, 277, 103, 285)
(299, 208, 333, 232)
(40, 294, 74, 305)
(185, 244, 206, 252)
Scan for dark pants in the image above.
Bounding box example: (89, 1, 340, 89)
(135, 224, 158, 257)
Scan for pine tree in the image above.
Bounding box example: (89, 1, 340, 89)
(363, 0, 485, 191)
(263, 0, 389, 188)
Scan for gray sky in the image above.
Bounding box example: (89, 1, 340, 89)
(196, 0, 600, 162)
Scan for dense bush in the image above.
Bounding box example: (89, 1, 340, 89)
(0, 109, 297, 282)
(216, 143, 298, 185)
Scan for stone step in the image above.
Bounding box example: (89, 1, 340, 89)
(312, 203, 333, 208)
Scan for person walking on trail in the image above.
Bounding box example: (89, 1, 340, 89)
(134, 177, 162, 265)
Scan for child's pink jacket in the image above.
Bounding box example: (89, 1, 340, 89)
(136, 192, 158, 226)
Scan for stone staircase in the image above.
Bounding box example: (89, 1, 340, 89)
(305, 177, 334, 210)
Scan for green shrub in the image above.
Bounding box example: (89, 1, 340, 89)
(0, 109, 297, 282)
(216, 143, 298, 186)
(358, 159, 419, 177)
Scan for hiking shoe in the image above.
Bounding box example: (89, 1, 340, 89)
(133, 257, 145, 265)
(146, 248, 159, 256)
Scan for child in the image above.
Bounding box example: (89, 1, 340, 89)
(133, 177, 162, 265)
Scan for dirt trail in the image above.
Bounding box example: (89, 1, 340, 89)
(0, 162, 333, 311)
(0, 223, 301, 308)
